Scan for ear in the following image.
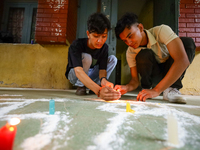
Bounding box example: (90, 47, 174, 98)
(138, 23, 144, 32)
(86, 30, 90, 38)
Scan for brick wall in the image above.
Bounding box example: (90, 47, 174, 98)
(35, 0, 77, 45)
(179, 0, 200, 50)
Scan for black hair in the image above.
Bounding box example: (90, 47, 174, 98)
(115, 12, 138, 39)
(87, 12, 111, 34)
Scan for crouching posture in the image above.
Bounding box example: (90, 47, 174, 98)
(114, 12, 196, 104)
(65, 13, 121, 100)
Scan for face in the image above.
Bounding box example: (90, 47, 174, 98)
(119, 24, 144, 49)
(87, 29, 108, 49)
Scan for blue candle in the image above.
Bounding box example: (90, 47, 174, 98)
(49, 99, 55, 115)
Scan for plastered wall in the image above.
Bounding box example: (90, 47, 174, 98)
(180, 51, 200, 95)
(0, 44, 72, 89)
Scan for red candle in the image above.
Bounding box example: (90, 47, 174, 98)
(0, 118, 20, 150)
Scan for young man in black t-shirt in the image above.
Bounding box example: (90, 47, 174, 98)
(65, 13, 121, 100)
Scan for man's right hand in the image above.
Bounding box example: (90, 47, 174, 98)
(99, 86, 121, 101)
(114, 85, 128, 95)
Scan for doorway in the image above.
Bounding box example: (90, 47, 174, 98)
(76, 0, 118, 84)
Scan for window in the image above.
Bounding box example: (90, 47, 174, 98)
(2, 2, 37, 43)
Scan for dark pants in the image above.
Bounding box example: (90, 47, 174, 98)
(136, 37, 196, 89)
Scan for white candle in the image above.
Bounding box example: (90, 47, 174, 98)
(167, 114, 179, 145)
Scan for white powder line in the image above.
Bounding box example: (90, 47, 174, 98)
(0, 101, 35, 117)
(89, 102, 200, 149)
(11, 112, 74, 150)
(0, 94, 23, 96)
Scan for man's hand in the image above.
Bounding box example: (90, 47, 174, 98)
(101, 78, 114, 88)
(114, 85, 128, 95)
(137, 89, 161, 102)
(99, 86, 121, 101)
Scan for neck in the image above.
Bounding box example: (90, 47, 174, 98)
(140, 30, 148, 46)
(87, 39, 95, 49)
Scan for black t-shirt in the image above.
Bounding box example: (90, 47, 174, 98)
(65, 38, 108, 79)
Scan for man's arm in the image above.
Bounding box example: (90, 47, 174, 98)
(154, 37, 190, 93)
(137, 37, 190, 101)
(74, 67, 121, 100)
(74, 67, 100, 95)
(126, 66, 140, 91)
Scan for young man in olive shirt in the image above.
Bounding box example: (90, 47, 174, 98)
(114, 12, 196, 103)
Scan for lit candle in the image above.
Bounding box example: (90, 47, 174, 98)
(0, 118, 20, 150)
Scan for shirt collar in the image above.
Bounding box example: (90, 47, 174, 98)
(145, 29, 157, 48)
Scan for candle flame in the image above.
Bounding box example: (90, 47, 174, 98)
(9, 127, 15, 131)
(9, 118, 20, 126)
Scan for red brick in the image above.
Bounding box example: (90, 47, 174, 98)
(37, 13, 52, 18)
(179, 28, 195, 32)
(42, 37, 58, 42)
(195, 9, 200, 13)
(196, 38, 200, 42)
(36, 18, 43, 22)
(55, 0, 68, 5)
(195, 0, 200, 4)
(36, 32, 51, 36)
(179, 32, 187, 37)
(53, 4, 68, 9)
(44, 8, 59, 13)
(179, 18, 194, 22)
(187, 23, 200, 27)
(58, 37, 66, 42)
(195, 43, 200, 47)
(43, 18, 58, 22)
(186, 13, 200, 18)
(35, 37, 43, 42)
(180, 8, 194, 13)
(196, 28, 200, 32)
(59, 19, 67, 23)
(35, 27, 42, 31)
(51, 32, 66, 37)
(51, 23, 67, 28)
(181, 0, 194, 3)
(187, 33, 200, 37)
(179, 13, 186, 18)
(195, 19, 200, 22)
(37, 9, 44, 13)
(42, 27, 66, 32)
(180, 4, 186, 8)
(36, 22, 51, 27)
(52, 14, 67, 18)
(38, 4, 53, 9)
(60, 9, 68, 13)
(179, 23, 187, 27)
(45, 0, 55, 5)
(186, 4, 200, 8)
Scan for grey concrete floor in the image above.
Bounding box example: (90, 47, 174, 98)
(0, 87, 200, 150)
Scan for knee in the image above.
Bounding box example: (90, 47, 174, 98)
(180, 37, 196, 52)
(82, 53, 92, 65)
(136, 49, 155, 64)
(108, 55, 117, 66)
(180, 37, 196, 63)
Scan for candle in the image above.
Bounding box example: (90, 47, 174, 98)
(167, 114, 179, 145)
(126, 102, 135, 113)
(0, 118, 20, 150)
(49, 99, 55, 115)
